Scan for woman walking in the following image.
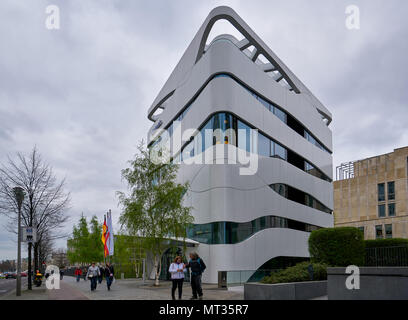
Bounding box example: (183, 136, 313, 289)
(86, 262, 101, 291)
(169, 256, 186, 300)
(105, 263, 114, 291)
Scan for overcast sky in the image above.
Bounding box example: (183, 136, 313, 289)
(1, 0, 407, 260)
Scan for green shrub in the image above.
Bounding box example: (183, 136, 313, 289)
(261, 262, 328, 284)
(365, 238, 408, 248)
(308, 227, 365, 266)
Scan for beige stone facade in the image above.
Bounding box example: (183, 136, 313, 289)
(334, 146, 408, 239)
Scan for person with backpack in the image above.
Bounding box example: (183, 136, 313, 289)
(169, 256, 187, 300)
(185, 252, 206, 300)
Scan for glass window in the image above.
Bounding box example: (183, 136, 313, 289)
(273, 184, 287, 198)
(388, 203, 396, 217)
(305, 194, 314, 208)
(274, 143, 287, 160)
(258, 133, 270, 157)
(257, 96, 270, 110)
(210, 113, 236, 146)
(274, 106, 287, 124)
(385, 224, 393, 239)
(181, 140, 194, 162)
(375, 225, 383, 239)
(237, 120, 251, 153)
(378, 204, 386, 218)
(200, 119, 212, 153)
(378, 183, 385, 202)
(388, 181, 395, 200)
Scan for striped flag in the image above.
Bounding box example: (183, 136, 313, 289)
(102, 215, 109, 257)
(106, 210, 114, 256)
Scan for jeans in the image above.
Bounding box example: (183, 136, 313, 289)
(76, 275, 81, 282)
(106, 276, 113, 290)
(171, 278, 184, 299)
(191, 274, 202, 298)
(90, 276, 98, 290)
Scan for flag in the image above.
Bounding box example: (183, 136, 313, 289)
(102, 215, 109, 257)
(106, 210, 114, 256)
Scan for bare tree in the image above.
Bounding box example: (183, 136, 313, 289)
(0, 146, 70, 289)
(37, 230, 54, 270)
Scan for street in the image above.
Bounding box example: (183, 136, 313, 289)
(0, 278, 28, 297)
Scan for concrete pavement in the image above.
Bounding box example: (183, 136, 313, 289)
(0, 276, 243, 300)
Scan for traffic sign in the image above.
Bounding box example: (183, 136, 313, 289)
(22, 227, 37, 243)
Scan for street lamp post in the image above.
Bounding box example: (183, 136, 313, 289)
(13, 187, 24, 297)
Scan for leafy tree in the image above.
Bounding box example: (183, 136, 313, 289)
(67, 214, 103, 265)
(113, 233, 146, 278)
(89, 216, 104, 263)
(118, 142, 194, 285)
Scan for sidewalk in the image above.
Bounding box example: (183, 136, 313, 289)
(0, 276, 243, 300)
(64, 276, 244, 300)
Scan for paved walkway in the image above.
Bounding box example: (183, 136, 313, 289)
(64, 276, 243, 300)
(0, 276, 243, 300)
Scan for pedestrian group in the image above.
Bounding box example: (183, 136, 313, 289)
(168, 252, 206, 300)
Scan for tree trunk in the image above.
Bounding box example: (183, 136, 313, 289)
(27, 242, 32, 290)
(154, 254, 160, 286)
(33, 243, 39, 272)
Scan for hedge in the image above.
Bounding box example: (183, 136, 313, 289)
(261, 262, 328, 284)
(308, 227, 365, 266)
(365, 238, 408, 248)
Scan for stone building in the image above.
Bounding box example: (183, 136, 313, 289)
(334, 146, 408, 239)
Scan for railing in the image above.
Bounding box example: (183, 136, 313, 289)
(365, 246, 408, 267)
(225, 269, 281, 286)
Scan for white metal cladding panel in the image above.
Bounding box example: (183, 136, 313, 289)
(177, 154, 333, 212)
(173, 78, 332, 179)
(197, 228, 311, 283)
(179, 161, 333, 227)
(150, 41, 332, 152)
(148, 6, 332, 124)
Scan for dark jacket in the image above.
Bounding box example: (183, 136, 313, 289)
(186, 258, 206, 276)
(105, 265, 114, 278)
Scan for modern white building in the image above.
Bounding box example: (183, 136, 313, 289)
(147, 6, 333, 284)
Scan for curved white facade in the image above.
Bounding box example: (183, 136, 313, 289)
(147, 6, 333, 283)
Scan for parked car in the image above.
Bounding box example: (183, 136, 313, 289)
(5, 272, 17, 279)
(0, 273, 5, 279)
(21, 272, 27, 277)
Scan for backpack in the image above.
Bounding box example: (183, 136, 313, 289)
(197, 258, 206, 273)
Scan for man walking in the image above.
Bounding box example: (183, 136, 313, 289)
(185, 252, 206, 300)
(86, 262, 100, 291)
(105, 263, 114, 291)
